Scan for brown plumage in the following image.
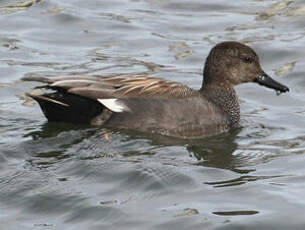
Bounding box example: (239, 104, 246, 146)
(24, 75, 198, 99)
(23, 41, 289, 138)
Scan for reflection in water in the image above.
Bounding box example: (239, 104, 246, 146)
(24, 123, 243, 171)
(205, 175, 286, 188)
(24, 122, 96, 140)
(112, 128, 243, 170)
(21, 122, 98, 168)
(187, 130, 241, 170)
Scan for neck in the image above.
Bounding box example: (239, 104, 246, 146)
(200, 84, 240, 127)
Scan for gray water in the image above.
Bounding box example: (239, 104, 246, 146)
(1, 0, 305, 229)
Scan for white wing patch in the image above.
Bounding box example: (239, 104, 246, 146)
(97, 98, 129, 113)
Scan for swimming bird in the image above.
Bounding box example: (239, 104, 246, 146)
(23, 41, 289, 138)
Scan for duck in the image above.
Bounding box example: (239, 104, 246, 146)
(23, 41, 289, 139)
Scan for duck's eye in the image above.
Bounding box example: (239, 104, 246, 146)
(243, 56, 252, 63)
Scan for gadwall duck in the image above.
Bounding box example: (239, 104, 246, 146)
(23, 41, 289, 138)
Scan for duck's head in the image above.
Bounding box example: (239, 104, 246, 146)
(202, 41, 289, 94)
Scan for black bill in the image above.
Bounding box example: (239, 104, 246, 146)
(255, 72, 289, 94)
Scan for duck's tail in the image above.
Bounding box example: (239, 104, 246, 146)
(26, 91, 105, 124)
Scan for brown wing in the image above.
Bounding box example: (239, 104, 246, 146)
(23, 74, 199, 100)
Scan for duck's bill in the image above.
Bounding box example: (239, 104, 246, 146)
(255, 72, 289, 94)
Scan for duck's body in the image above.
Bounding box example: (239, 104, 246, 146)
(23, 41, 289, 138)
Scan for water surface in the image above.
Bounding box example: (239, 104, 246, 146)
(1, 0, 305, 229)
